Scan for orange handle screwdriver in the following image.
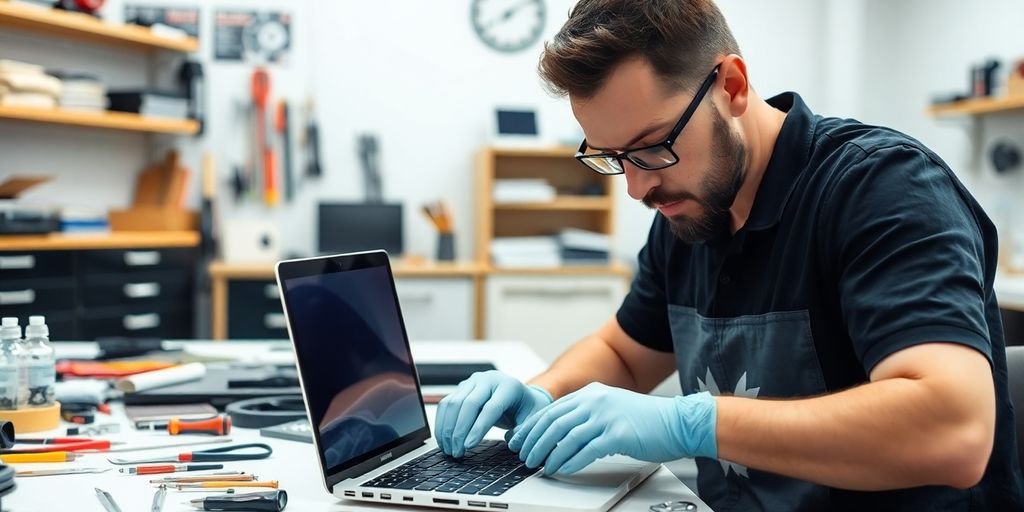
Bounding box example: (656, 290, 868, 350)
(169, 415, 232, 436)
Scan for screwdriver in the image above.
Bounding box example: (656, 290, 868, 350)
(137, 415, 232, 436)
(119, 463, 224, 475)
(175, 480, 278, 490)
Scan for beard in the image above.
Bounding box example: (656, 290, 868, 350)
(643, 104, 747, 244)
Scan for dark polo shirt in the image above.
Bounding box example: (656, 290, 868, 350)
(617, 92, 1024, 511)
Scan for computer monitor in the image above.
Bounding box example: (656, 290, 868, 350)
(317, 202, 403, 256)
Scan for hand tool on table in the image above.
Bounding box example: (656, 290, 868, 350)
(150, 472, 253, 484)
(95, 487, 123, 512)
(108, 442, 272, 465)
(190, 490, 287, 511)
(16, 467, 110, 477)
(152, 485, 166, 512)
(1, 451, 80, 463)
(106, 437, 232, 453)
(120, 463, 224, 475)
(174, 480, 278, 490)
(137, 414, 232, 436)
(0, 437, 123, 454)
(251, 67, 278, 207)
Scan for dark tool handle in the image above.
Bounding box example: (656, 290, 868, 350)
(201, 490, 286, 511)
(186, 443, 273, 462)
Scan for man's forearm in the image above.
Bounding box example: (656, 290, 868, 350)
(529, 335, 638, 399)
(716, 377, 993, 490)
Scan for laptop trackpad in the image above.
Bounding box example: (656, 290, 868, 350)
(545, 457, 649, 488)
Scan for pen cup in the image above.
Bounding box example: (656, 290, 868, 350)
(436, 232, 455, 262)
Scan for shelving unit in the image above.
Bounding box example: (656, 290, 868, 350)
(0, 106, 199, 134)
(927, 95, 1024, 117)
(476, 146, 617, 265)
(0, 1, 198, 52)
(0, 231, 199, 250)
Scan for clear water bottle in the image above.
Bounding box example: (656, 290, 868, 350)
(23, 316, 55, 408)
(0, 318, 23, 410)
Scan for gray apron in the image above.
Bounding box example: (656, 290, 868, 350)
(669, 305, 831, 511)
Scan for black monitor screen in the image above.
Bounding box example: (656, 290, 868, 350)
(282, 259, 427, 476)
(318, 203, 403, 256)
(496, 109, 538, 136)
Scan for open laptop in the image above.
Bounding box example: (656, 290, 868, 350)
(275, 250, 658, 512)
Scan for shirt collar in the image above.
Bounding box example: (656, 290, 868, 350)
(743, 92, 817, 231)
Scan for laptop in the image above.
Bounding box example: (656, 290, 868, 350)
(275, 250, 658, 512)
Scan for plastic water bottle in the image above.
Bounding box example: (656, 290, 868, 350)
(23, 316, 55, 408)
(0, 318, 23, 410)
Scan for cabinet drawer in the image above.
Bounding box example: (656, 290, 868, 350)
(485, 275, 627, 362)
(80, 271, 192, 308)
(80, 305, 191, 340)
(395, 277, 473, 341)
(78, 248, 196, 274)
(227, 280, 286, 339)
(0, 278, 76, 314)
(0, 251, 73, 280)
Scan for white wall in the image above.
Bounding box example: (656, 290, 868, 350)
(858, 0, 1024, 261)
(1, 0, 831, 264)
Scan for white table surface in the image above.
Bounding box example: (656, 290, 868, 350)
(4, 341, 711, 512)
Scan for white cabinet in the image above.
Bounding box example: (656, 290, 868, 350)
(395, 277, 474, 341)
(485, 275, 628, 362)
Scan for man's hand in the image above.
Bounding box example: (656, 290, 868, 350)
(434, 371, 553, 458)
(507, 383, 717, 476)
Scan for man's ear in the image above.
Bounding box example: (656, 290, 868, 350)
(718, 54, 749, 118)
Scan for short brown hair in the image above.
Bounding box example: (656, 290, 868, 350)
(539, 0, 740, 98)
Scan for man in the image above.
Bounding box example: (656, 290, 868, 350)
(435, 0, 1024, 509)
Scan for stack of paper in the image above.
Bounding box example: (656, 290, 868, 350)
(493, 179, 556, 203)
(0, 60, 61, 109)
(51, 71, 107, 111)
(491, 236, 560, 267)
(558, 228, 610, 265)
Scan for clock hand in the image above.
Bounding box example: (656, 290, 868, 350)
(484, 0, 535, 30)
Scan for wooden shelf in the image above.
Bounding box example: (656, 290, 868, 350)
(489, 146, 577, 158)
(0, 231, 199, 251)
(485, 263, 632, 277)
(209, 260, 486, 280)
(494, 196, 611, 211)
(0, 106, 199, 134)
(0, 1, 198, 52)
(927, 95, 1024, 117)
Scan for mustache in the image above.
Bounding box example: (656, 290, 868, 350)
(642, 187, 700, 210)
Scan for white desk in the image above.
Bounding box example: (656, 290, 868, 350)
(6, 342, 711, 511)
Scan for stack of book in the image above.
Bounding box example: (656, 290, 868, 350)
(493, 179, 556, 203)
(558, 228, 610, 265)
(491, 236, 560, 268)
(51, 71, 107, 112)
(0, 60, 61, 109)
(107, 90, 189, 119)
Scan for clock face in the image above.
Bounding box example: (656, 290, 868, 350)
(471, 0, 547, 53)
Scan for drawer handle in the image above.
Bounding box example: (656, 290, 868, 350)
(264, 313, 287, 329)
(123, 313, 160, 331)
(502, 287, 614, 298)
(264, 284, 280, 300)
(398, 293, 434, 304)
(0, 289, 35, 306)
(124, 251, 161, 267)
(0, 255, 35, 270)
(124, 282, 161, 299)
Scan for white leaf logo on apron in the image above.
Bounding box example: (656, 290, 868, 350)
(697, 368, 761, 478)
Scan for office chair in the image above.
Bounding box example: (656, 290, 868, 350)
(1007, 346, 1024, 469)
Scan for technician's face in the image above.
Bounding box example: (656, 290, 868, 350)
(571, 58, 747, 243)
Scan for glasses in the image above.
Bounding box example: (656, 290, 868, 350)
(575, 65, 721, 175)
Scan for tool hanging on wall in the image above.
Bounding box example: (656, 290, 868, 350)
(303, 97, 323, 178)
(251, 67, 278, 207)
(275, 100, 294, 202)
(179, 60, 206, 136)
(357, 134, 383, 203)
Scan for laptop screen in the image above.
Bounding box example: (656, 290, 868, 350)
(278, 252, 429, 483)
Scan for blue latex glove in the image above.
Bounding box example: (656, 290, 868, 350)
(434, 370, 553, 458)
(507, 383, 717, 476)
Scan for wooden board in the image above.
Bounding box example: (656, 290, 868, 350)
(927, 95, 1024, 117)
(0, 1, 197, 52)
(0, 106, 199, 134)
(0, 231, 199, 251)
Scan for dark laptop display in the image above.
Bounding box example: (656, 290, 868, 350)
(278, 253, 429, 483)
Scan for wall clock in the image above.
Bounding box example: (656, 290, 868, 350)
(471, 0, 546, 53)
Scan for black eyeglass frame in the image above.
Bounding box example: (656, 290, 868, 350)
(574, 64, 721, 175)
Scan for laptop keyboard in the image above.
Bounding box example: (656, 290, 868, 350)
(361, 440, 539, 496)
